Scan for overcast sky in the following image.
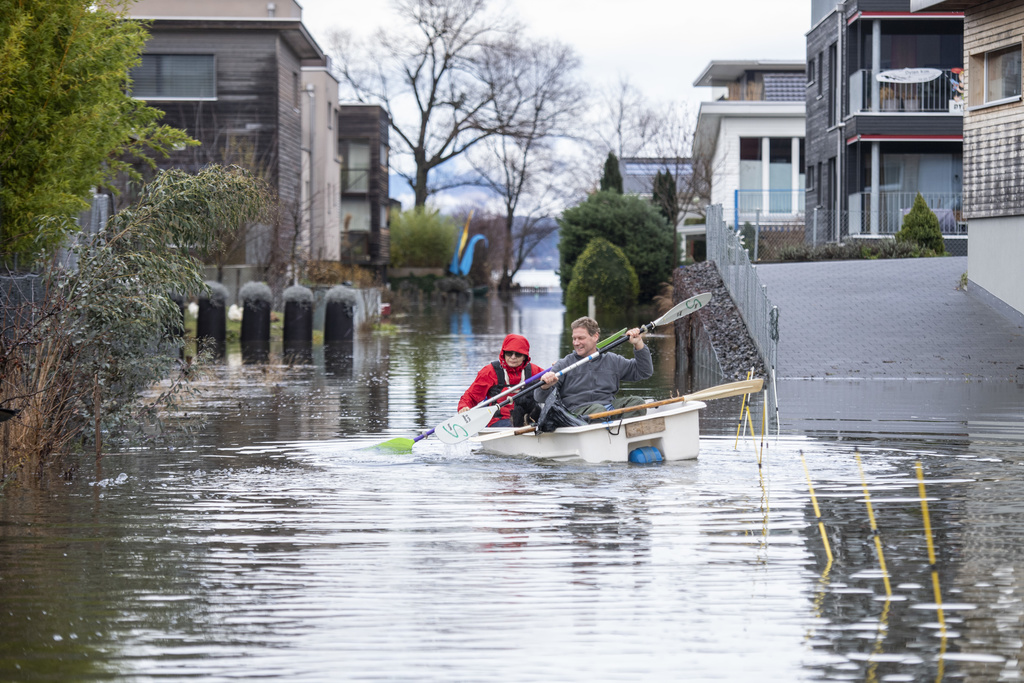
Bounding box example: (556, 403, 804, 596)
(298, 0, 812, 107)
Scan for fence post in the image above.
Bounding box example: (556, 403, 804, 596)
(754, 209, 761, 262)
(813, 207, 818, 248)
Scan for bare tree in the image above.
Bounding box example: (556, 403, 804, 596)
(469, 38, 583, 291)
(329, 0, 521, 207)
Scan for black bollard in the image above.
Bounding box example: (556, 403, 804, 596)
(282, 284, 313, 363)
(324, 284, 358, 344)
(196, 281, 228, 358)
(239, 281, 273, 363)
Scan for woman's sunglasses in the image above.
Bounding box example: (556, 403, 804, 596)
(505, 351, 526, 358)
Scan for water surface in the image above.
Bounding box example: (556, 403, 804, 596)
(2, 292, 1023, 681)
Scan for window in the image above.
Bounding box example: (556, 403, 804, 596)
(340, 140, 370, 193)
(817, 52, 823, 96)
(808, 57, 816, 86)
(130, 54, 215, 99)
(828, 43, 838, 125)
(982, 45, 1022, 104)
(739, 137, 762, 190)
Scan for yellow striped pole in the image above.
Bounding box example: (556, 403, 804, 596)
(801, 450, 833, 563)
(734, 367, 753, 449)
(855, 451, 892, 597)
(916, 462, 946, 638)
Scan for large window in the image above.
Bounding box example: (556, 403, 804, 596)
(970, 44, 1022, 106)
(130, 54, 215, 99)
(340, 140, 370, 193)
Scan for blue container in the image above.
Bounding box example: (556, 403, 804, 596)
(628, 446, 663, 464)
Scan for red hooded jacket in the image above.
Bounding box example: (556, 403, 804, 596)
(458, 334, 544, 425)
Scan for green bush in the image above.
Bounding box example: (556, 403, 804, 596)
(895, 193, 946, 255)
(558, 191, 674, 303)
(389, 207, 457, 268)
(565, 238, 639, 316)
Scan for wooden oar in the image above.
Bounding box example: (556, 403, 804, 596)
(585, 378, 764, 421)
(473, 378, 763, 442)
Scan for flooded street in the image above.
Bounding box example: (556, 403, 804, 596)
(2, 292, 1024, 681)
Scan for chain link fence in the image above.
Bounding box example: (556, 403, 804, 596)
(706, 204, 780, 426)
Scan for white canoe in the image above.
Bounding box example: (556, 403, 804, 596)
(471, 400, 705, 463)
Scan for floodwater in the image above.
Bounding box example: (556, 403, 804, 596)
(2, 292, 1024, 682)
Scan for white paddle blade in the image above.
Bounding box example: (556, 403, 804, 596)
(685, 378, 764, 402)
(654, 292, 712, 327)
(435, 406, 498, 444)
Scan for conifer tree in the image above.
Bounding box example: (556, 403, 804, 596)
(599, 152, 623, 194)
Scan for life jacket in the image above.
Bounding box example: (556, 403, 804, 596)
(486, 361, 510, 399)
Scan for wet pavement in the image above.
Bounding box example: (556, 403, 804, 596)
(753, 257, 1024, 434)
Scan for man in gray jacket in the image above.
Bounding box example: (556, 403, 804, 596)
(534, 316, 652, 417)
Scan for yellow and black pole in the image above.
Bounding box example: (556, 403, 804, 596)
(915, 461, 947, 681)
(855, 450, 892, 598)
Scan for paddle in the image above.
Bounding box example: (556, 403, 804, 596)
(472, 377, 764, 442)
(368, 292, 711, 452)
(432, 292, 713, 446)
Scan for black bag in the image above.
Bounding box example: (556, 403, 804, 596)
(535, 388, 587, 433)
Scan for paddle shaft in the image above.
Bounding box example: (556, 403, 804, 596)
(584, 378, 765, 421)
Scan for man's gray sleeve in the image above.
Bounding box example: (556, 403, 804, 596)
(622, 345, 653, 381)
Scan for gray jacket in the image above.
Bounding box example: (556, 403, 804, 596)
(534, 345, 653, 411)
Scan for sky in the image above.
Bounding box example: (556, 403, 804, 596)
(298, 0, 812, 107)
(296, 0, 813, 208)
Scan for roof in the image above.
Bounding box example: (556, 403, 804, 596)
(620, 158, 693, 195)
(693, 60, 806, 88)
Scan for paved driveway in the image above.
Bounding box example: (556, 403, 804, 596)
(755, 257, 1024, 381)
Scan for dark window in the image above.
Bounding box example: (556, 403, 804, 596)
(828, 43, 838, 125)
(130, 54, 215, 99)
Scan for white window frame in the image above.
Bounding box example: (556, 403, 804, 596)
(968, 42, 1022, 111)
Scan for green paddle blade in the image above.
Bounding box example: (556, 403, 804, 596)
(362, 437, 415, 453)
(597, 328, 626, 349)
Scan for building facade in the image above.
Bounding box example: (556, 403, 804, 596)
(912, 0, 1024, 317)
(806, 1, 965, 250)
(693, 60, 807, 232)
(127, 0, 390, 285)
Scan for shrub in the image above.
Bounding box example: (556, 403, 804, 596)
(565, 238, 639, 317)
(389, 207, 457, 268)
(896, 193, 946, 255)
(558, 191, 674, 303)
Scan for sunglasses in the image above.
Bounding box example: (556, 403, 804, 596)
(505, 351, 526, 358)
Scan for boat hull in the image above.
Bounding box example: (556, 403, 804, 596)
(472, 400, 704, 463)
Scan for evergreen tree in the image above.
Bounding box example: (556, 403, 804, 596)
(895, 193, 946, 255)
(599, 152, 623, 194)
(652, 169, 680, 266)
(558, 190, 674, 303)
(0, 0, 194, 264)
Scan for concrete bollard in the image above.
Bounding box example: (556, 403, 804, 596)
(282, 284, 313, 362)
(239, 281, 272, 363)
(324, 284, 358, 344)
(196, 281, 228, 358)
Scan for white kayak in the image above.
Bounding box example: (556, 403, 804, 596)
(471, 400, 705, 463)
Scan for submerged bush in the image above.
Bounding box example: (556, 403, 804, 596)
(565, 237, 639, 316)
(389, 207, 457, 268)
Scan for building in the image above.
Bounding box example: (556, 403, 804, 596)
(126, 0, 390, 287)
(910, 0, 1024, 318)
(692, 60, 807, 234)
(806, 1, 965, 251)
(620, 157, 706, 260)
(337, 106, 391, 269)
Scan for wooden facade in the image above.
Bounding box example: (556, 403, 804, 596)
(337, 105, 391, 269)
(960, 0, 1024, 218)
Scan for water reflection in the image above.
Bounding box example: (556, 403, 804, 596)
(1, 292, 1023, 681)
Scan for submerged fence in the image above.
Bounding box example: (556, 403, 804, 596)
(706, 204, 780, 425)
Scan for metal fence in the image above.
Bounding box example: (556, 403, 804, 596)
(706, 204, 780, 425)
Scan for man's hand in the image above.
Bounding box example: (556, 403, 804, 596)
(459, 407, 469, 413)
(627, 327, 645, 350)
(540, 371, 558, 387)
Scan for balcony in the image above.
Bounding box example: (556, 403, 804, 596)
(849, 68, 964, 114)
(848, 191, 964, 235)
(734, 189, 806, 225)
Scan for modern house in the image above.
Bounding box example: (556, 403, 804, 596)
(337, 106, 392, 269)
(806, 0, 965, 251)
(620, 157, 707, 260)
(910, 0, 1024, 318)
(692, 60, 807, 233)
(126, 0, 391, 288)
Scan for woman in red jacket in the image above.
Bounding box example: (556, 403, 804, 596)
(458, 334, 544, 427)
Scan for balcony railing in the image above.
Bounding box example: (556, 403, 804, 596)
(848, 191, 964, 235)
(734, 189, 806, 224)
(849, 68, 964, 114)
